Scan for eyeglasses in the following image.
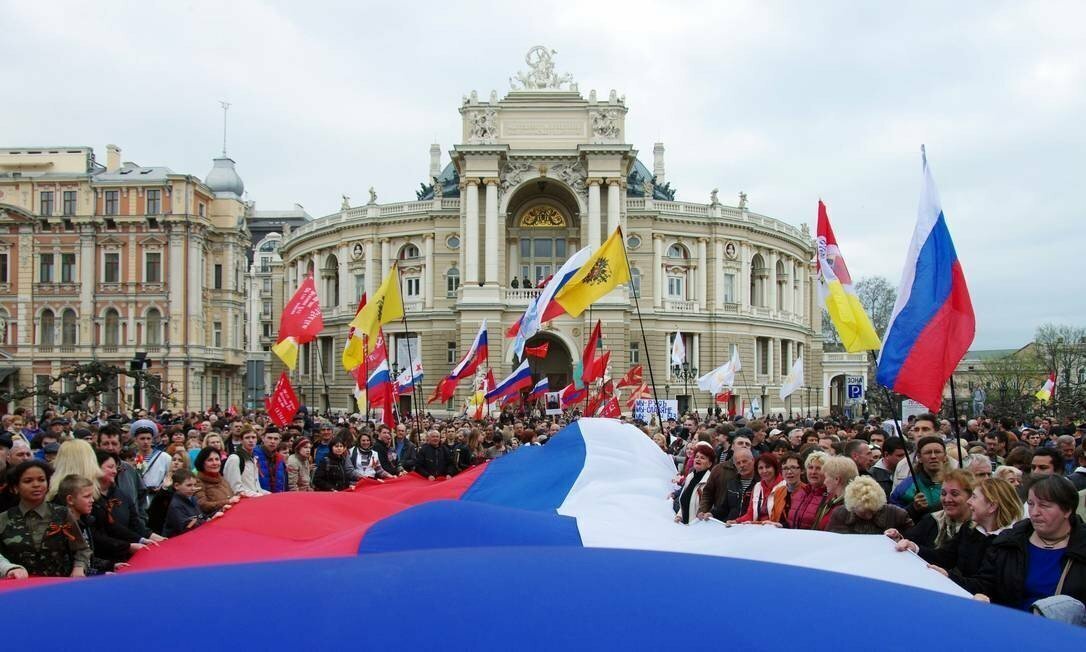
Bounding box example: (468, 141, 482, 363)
(781, 465, 802, 471)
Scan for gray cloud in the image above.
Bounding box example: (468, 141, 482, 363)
(2, 0, 1081, 349)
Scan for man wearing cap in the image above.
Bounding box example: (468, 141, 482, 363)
(131, 419, 170, 503)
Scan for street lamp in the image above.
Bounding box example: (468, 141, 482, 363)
(672, 362, 699, 414)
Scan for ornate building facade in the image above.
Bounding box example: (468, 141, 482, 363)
(275, 49, 829, 417)
(0, 145, 250, 413)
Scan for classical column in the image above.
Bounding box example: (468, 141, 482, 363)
(338, 245, 350, 310)
(606, 179, 620, 235)
(740, 243, 751, 310)
(380, 239, 391, 276)
(691, 334, 700, 374)
(463, 180, 479, 285)
(713, 239, 724, 309)
(696, 238, 707, 310)
(484, 179, 498, 285)
(587, 179, 601, 251)
(507, 238, 519, 283)
(423, 234, 434, 309)
(363, 240, 375, 297)
(652, 235, 663, 309)
(768, 250, 778, 313)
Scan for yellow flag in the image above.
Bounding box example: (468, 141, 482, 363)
(272, 336, 299, 370)
(342, 334, 364, 371)
(349, 264, 403, 343)
(554, 228, 630, 317)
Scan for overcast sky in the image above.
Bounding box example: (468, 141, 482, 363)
(4, 1, 1082, 349)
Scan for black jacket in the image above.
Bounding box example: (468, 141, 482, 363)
(313, 454, 352, 491)
(393, 437, 418, 473)
(868, 465, 894, 499)
(163, 493, 206, 538)
(373, 440, 399, 475)
(918, 523, 999, 591)
(416, 443, 454, 479)
(969, 517, 1086, 608)
(713, 476, 755, 522)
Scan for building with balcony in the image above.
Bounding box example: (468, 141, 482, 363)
(0, 145, 250, 413)
(273, 51, 826, 417)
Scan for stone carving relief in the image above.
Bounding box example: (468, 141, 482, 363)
(499, 161, 534, 194)
(589, 109, 621, 144)
(509, 46, 574, 90)
(519, 205, 566, 228)
(468, 109, 498, 144)
(550, 161, 586, 195)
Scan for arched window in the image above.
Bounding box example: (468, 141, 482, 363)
(40, 309, 55, 346)
(446, 266, 460, 298)
(323, 255, 340, 307)
(103, 309, 120, 346)
(61, 309, 77, 345)
(399, 244, 420, 260)
(145, 308, 162, 346)
(750, 254, 767, 307)
(667, 244, 689, 259)
(775, 259, 788, 311)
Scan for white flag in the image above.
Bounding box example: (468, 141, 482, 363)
(671, 331, 686, 366)
(779, 356, 804, 400)
(697, 348, 742, 394)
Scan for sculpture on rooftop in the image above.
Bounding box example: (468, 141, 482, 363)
(509, 46, 574, 90)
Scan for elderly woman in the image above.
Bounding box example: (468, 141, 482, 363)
(899, 469, 977, 549)
(971, 476, 1086, 609)
(674, 442, 715, 524)
(194, 447, 238, 514)
(895, 477, 1023, 590)
(828, 476, 913, 534)
(733, 452, 787, 525)
(995, 465, 1023, 488)
(785, 451, 830, 529)
(814, 456, 859, 531)
(890, 436, 948, 521)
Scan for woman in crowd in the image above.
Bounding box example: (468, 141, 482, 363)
(814, 456, 859, 531)
(95, 450, 155, 542)
(0, 460, 91, 578)
(894, 477, 1023, 590)
(828, 475, 913, 534)
(287, 439, 313, 491)
(905, 469, 976, 548)
(971, 475, 1086, 609)
(314, 435, 354, 491)
(1004, 447, 1033, 477)
(733, 452, 787, 524)
(785, 451, 829, 529)
(348, 433, 392, 481)
(995, 465, 1023, 487)
(674, 442, 714, 524)
(890, 436, 948, 521)
(467, 428, 488, 465)
(194, 447, 238, 515)
(44, 439, 101, 503)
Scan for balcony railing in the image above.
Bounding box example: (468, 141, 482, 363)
(34, 282, 80, 295)
(665, 300, 697, 313)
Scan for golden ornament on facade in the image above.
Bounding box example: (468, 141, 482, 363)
(520, 205, 566, 228)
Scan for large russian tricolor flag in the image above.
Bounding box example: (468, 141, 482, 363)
(877, 148, 975, 411)
(3, 420, 1079, 648)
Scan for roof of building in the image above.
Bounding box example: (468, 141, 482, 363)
(95, 162, 174, 183)
(963, 348, 1018, 361)
(204, 157, 245, 198)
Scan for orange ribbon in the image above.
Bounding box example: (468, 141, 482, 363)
(45, 522, 77, 541)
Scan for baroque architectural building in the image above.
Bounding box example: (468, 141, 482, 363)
(274, 49, 838, 417)
(0, 145, 250, 413)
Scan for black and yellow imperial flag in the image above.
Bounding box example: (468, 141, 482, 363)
(554, 228, 630, 317)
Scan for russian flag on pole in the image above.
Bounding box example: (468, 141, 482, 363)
(450, 321, 488, 380)
(877, 148, 975, 411)
(527, 377, 550, 401)
(486, 360, 533, 402)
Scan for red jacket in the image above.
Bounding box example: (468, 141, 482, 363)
(786, 483, 828, 530)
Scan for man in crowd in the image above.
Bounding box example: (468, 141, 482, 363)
(416, 429, 453, 481)
(254, 428, 288, 493)
(132, 420, 170, 504)
(393, 423, 417, 473)
(845, 439, 873, 475)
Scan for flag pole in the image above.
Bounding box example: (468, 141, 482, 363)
(949, 374, 965, 467)
(314, 337, 331, 416)
(868, 351, 919, 488)
(395, 262, 424, 441)
(617, 226, 664, 429)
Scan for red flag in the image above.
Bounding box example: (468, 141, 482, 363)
(715, 390, 732, 404)
(560, 383, 586, 408)
(365, 331, 389, 370)
(585, 391, 604, 417)
(264, 373, 299, 427)
(617, 365, 643, 388)
(600, 379, 615, 399)
(429, 376, 456, 404)
(583, 350, 611, 385)
(625, 383, 651, 408)
(525, 342, 549, 359)
(597, 397, 621, 418)
(276, 276, 324, 345)
(581, 321, 602, 385)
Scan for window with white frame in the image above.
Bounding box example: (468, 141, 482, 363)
(213, 321, 222, 348)
(40, 253, 55, 283)
(61, 253, 76, 283)
(145, 309, 162, 346)
(630, 268, 642, 298)
(446, 267, 460, 298)
(722, 272, 737, 304)
(447, 342, 457, 365)
(667, 275, 684, 299)
(630, 341, 640, 364)
(405, 277, 420, 298)
(262, 277, 272, 293)
(146, 189, 161, 214)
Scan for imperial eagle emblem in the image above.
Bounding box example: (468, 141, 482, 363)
(582, 258, 612, 286)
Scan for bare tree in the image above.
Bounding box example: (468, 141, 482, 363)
(854, 276, 897, 338)
(1033, 324, 1086, 418)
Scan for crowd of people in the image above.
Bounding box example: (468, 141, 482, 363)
(0, 402, 1084, 624)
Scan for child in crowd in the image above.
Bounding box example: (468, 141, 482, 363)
(0, 461, 91, 578)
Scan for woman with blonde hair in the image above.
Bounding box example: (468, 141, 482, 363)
(994, 465, 1022, 487)
(813, 456, 858, 531)
(894, 477, 1023, 591)
(45, 439, 101, 502)
(785, 450, 830, 529)
(828, 475, 913, 534)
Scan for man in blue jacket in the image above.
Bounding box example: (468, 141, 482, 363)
(253, 429, 288, 493)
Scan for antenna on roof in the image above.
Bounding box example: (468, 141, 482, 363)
(219, 100, 231, 157)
